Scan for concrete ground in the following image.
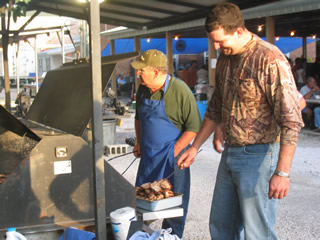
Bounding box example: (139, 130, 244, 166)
(111, 112, 320, 240)
(1, 88, 319, 239)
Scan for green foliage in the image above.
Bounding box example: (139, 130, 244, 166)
(13, 0, 32, 22)
(1, 0, 32, 23)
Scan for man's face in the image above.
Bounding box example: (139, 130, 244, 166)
(310, 78, 317, 87)
(137, 67, 162, 90)
(207, 27, 240, 55)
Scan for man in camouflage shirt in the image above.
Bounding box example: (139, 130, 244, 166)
(178, 3, 304, 239)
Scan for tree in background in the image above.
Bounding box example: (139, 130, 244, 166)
(1, 0, 32, 111)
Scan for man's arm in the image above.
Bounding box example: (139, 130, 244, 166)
(267, 57, 303, 199)
(174, 131, 197, 157)
(177, 118, 217, 168)
(213, 124, 224, 153)
(268, 144, 296, 199)
(302, 86, 320, 99)
(133, 119, 141, 158)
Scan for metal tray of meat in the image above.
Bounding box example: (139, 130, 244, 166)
(136, 193, 183, 211)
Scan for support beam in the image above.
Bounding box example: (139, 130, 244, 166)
(166, 32, 173, 75)
(208, 38, 216, 88)
(134, 36, 141, 91)
(34, 37, 39, 93)
(110, 39, 117, 95)
(15, 42, 20, 94)
(302, 37, 307, 59)
(266, 17, 275, 44)
(89, 0, 107, 239)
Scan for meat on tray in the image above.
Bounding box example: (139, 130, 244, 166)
(136, 178, 174, 201)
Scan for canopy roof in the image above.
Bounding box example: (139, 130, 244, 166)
(27, 0, 271, 30)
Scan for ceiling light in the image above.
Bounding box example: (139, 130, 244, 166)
(290, 31, 295, 37)
(79, 0, 104, 3)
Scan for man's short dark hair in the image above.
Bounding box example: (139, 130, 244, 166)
(307, 77, 315, 84)
(205, 3, 245, 35)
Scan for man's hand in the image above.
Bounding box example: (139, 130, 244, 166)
(133, 143, 141, 158)
(213, 125, 224, 153)
(177, 146, 198, 169)
(268, 174, 290, 199)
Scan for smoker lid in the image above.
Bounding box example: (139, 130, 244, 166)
(26, 52, 138, 136)
(0, 105, 41, 141)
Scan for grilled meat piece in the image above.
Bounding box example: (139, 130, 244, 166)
(136, 178, 174, 200)
(150, 180, 163, 192)
(160, 179, 172, 189)
(141, 182, 151, 189)
(163, 189, 174, 198)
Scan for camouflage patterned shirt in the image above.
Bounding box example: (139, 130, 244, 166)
(205, 34, 303, 146)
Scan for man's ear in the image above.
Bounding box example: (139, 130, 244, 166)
(235, 28, 243, 38)
(153, 68, 160, 77)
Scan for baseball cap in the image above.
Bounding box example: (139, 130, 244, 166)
(131, 49, 167, 70)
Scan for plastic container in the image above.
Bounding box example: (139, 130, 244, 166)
(110, 206, 136, 240)
(196, 100, 208, 121)
(136, 193, 183, 211)
(103, 119, 116, 146)
(6, 228, 27, 240)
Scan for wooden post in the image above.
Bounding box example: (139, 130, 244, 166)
(166, 32, 174, 75)
(134, 36, 141, 91)
(266, 17, 275, 44)
(208, 38, 216, 88)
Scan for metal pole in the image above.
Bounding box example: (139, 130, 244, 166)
(80, 20, 86, 58)
(89, 0, 107, 239)
(61, 26, 65, 64)
(34, 37, 39, 93)
(15, 42, 20, 94)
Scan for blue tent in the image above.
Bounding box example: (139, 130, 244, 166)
(101, 38, 208, 56)
(101, 37, 316, 56)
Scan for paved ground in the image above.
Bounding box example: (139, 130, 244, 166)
(111, 113, 320, 240)
(1, 89, 319, 239)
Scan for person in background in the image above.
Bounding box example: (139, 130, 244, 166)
(300, 76, 320, 132)
(131, 49, 201, 238)
(197, 64, 209, 84)
(310, 57, 320, 85)
(177, 3, 303, 239)
(292, 57, 306, 89)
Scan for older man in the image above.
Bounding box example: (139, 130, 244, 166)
(131, 49, 201, 237)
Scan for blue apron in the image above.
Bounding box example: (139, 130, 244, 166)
(136, 75, 182, 189)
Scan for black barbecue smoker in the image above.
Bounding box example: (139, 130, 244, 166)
(0, 53, 138, 235)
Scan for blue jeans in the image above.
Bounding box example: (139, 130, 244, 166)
(162, 147, 191, 238)
(314, 107, 320, 128)
(209, 143, 280, 240)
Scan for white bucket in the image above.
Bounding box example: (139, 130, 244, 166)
(110, 206, 136, 240)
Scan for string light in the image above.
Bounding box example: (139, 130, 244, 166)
(312, 35, 316, 39)
(174, 35, 179, 41)
(147, 38, 150, 43)
(275, 36, 280, 41)
(257, 25, 263, 32)
(290, 31, 295, 37)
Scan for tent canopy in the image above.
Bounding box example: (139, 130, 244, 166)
(101, 37, 317, 56)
